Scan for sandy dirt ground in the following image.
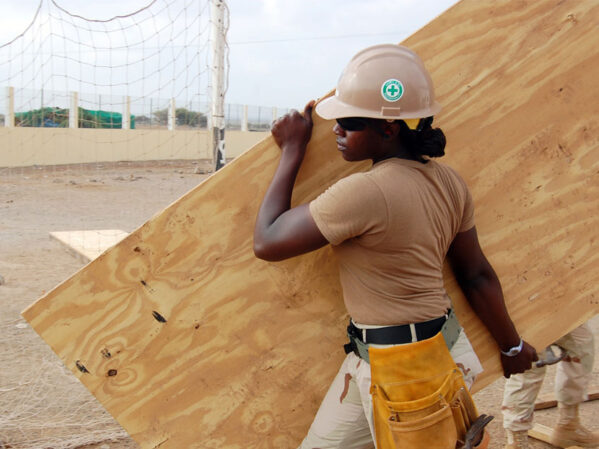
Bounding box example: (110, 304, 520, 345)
(0, 161, 597, 449)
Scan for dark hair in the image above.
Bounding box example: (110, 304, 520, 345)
(398, 117, 446, 160)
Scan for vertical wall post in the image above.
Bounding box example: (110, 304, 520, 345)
(210, 0, 227, 170)
(40, 88, 44, 126)
(122, 96, 131, 130)
(69, 91, 78, 128)
(168, 98, 176, 130)
(6, 87, 14, 127)
(241, 105, 248, 131)
(272, 107, 278, 123)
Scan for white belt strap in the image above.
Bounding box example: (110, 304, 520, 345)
(409, 323, 417, 342)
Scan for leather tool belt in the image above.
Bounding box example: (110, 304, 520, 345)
(344, 309, 462, 363)
(369, 332, 491, 449)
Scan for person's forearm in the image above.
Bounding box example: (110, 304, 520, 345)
(460, 272, 521, 352)
(253, 102, 326, 262)
(448, 227, 537, 376)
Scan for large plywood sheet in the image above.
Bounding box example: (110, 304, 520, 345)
(23, 0, 599, 447)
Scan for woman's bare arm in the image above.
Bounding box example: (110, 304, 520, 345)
(253, 101, 328, 261)
(448, 226, 538, 377)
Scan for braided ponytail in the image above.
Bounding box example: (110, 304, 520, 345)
(398, 117, 446, 160)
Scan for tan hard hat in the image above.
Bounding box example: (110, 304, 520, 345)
(316, 44, 441, 127)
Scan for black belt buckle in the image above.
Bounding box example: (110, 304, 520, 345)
(344, 322, 361, 356)
(344, 340, 356, 355)
(347, 321, 361, 340)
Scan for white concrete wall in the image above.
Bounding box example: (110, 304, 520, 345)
(0, 128, 269, 167)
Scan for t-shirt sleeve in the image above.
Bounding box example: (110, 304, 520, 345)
(459, 183, 475, 232)
(444, 163, 475, 233)
(309, 173, 387, 245)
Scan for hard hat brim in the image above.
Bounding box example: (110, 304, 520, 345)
(315, 94, 441, 121)
(315, 95, 368, 120)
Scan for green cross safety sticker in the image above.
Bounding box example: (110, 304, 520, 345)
(381, 79, 404, 102)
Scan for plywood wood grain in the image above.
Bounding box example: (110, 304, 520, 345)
(22, 0, 599, 447)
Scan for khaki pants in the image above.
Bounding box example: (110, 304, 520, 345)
(501, 323, 595, 432)
(297, 330, 483, 449)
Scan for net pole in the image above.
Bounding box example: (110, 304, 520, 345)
(6, 87, 15, 127)
(210, 0, 226, 171)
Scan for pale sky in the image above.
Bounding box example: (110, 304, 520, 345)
(0, 0, 459, 110)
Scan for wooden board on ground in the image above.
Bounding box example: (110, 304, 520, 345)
(535, 391, 599, 411)
(50, 230, 129, 263)
(22, 0, 599, 448)
(527, 422, 586, 449)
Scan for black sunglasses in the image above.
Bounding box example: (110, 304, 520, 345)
(336, 117, 369, 131)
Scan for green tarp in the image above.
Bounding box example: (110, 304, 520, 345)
(15, 107, 135, 129)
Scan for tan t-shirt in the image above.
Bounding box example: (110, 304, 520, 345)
(309, 158, 475, 325)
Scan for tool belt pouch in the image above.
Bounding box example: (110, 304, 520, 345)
(369, 333, 479, 449)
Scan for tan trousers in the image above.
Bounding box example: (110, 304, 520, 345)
(297, 330, 483, 449)
(501, 323, 595, 432)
